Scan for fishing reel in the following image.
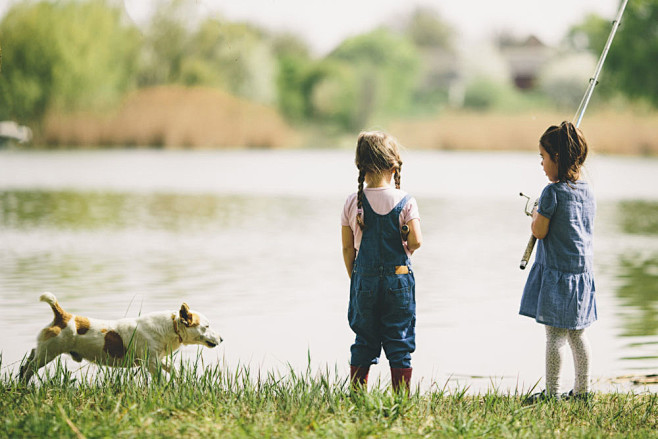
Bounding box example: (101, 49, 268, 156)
(519, 192, 538, 217)
(401, 224, 410, 241)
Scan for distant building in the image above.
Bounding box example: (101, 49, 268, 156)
(499, 35, 553, 90)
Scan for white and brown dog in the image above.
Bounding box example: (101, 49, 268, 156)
(20, 292, 222, 382)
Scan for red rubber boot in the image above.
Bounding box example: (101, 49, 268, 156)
(391, 367, 412, 393)
(350, 365, 370, 391)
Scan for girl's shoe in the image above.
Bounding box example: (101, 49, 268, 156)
(523, 390, 561, 404)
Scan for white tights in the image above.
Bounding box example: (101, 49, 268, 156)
(545, 326, 591, 395)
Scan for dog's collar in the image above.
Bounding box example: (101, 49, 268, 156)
(171, 314, 183, 343)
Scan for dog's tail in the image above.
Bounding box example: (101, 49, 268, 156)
(40, 292, 68, 321)
(40, 292, 57, 306)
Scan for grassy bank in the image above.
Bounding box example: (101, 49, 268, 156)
(2, 358, 657, 438)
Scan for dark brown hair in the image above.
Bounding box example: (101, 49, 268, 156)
(540, 121, 588, 184)
(355, 131, 403, 230)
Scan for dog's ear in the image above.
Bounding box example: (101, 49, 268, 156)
(179, 303, 191, 326)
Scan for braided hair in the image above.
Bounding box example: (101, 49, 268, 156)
(539, 121, 588, 184)
(355, 131, 403, 230)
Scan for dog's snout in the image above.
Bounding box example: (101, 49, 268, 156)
(205, 332, 223, 348)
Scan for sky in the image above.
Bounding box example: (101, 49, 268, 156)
(120, 0, 622, 54)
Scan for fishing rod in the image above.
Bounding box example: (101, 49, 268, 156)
(519, 0, 629, 270)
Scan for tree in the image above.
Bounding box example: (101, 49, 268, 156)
(271, 33, 313, 121)
(189, 19, 276, 103)
(605, 0, 658, 106)
(0, 0, 140, 123)
(405, 7, 454, 49)
(567, 1, 658, 107)
(327, 28, 421, 129)
(564, 13, 610, 52)
(139, 1, 277, 104)
(404, 7, 457, 112)
(137, 0, 193, 87)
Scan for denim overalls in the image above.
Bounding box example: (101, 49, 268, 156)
(348, 194, 416, 369)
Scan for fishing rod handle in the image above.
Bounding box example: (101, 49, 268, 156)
(520, 234, 537, 270)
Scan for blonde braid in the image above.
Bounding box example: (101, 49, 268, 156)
(394, 164, 401, 189)
(356, 168, 366, 230)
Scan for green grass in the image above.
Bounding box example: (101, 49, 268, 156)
(1, 355, 657, 438)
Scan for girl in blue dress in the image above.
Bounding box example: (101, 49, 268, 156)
(341, 131, 422, 393)
(519, 121, 596, 402)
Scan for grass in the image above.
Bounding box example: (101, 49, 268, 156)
(2, 355, 657, 438)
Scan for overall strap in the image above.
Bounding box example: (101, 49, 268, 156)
(391, 194, 411, 216)
(360, 191, 375, 216)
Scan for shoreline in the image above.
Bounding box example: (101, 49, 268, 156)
(14, 110, 658, 157)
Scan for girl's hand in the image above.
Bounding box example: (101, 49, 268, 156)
(405, 219, 422, 254)
(531, 210, 550, 239)
(341, 226, 356, 278)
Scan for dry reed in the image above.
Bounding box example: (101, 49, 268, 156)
(42, 85, 300, 149)
(390, 110, 658, 155)
(41, 86, 658, 155)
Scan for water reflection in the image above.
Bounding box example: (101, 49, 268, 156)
(0, 190, 319, 232)
(618, 200, 658, 235)
(617, 256, 658, 338)
(612, 201, 658, 373)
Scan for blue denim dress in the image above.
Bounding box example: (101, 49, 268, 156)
(519, 181, 597, 329)
(348, 194, 416, 369)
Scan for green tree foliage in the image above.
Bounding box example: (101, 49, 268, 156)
(0, 0, 140, 123)
(137, 0, 192, 87)
(605, 0, 658, 107)
(272, 33, 313, 122)
(0, 0, 457, 135)
(404, 7, 456, 113)
(326, 28, 421, 129)
(406, 7, 454, 49)
(568, 0, 658, 107)
(139, 0, 276, 104)
(189, 20, 276, 103)
(307, 60, 360, 129)
(565, 13, 610, 52)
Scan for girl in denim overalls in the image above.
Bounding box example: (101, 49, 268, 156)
(341, 131, 422, 393)
(520, 122, 596, 402)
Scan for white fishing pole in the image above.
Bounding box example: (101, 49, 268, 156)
(519, 0, 629, 270)
(573, 0, 629, 128)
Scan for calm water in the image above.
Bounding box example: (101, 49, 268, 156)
(0, 149, 656, 393)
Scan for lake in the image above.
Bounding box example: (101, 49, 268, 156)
(0, 148, 656, 393)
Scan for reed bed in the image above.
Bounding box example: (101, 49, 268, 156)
(41, 86, 300, 149)
(2, 354, 657, 439)
(37, 84, 658, 155)
(390, 110, 658, 155)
